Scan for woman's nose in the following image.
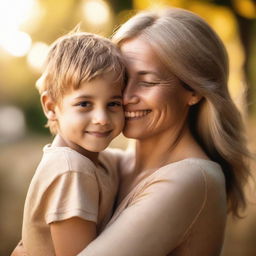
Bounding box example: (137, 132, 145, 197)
(123, 82, 139, 106)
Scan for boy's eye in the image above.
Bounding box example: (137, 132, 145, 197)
(78, 101, 92, 107)
(108, 101, 122, 108)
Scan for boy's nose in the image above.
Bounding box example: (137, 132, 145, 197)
(92, 109, 109, 126)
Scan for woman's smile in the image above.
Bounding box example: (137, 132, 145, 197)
(124, 110, 151, 120)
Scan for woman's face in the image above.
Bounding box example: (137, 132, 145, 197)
(121, 37, 196, 140)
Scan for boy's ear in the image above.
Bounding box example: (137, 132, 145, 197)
(41, 91, 57, 120)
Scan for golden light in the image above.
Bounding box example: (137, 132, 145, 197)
(0, 31, 32, 57)
(232, 0, 256, 18)
(133, 0, 185, 10)
(82, 0, 111, 26)
(0, 0, 38, 57)
(0, 0, 37, 31)
(27, 42, 49, 72)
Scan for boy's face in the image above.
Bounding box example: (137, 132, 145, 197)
(54, 72, 124, 153)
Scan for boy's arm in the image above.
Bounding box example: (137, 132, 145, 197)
(10, 218, 96, 256)
(50, 217, 96, 256)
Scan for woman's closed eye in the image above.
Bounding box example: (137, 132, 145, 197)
(139, 81, 159, 87)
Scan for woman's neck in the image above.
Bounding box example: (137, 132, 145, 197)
(134, 125, 207, 173)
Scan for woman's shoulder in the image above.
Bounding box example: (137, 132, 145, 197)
(150, 158, 226, 198)
(146, 158, 226, 206)
(159, 157, 224, 180)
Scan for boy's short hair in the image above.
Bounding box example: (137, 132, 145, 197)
(36, 31, 126, 134)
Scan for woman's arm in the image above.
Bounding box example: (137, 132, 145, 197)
(77, 165, 207, 256)
(50, 217, 96, 256)
(10, 241, 25, 256)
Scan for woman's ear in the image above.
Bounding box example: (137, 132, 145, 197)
(41, 91, 57, 121)
(188, 91, 203, 106)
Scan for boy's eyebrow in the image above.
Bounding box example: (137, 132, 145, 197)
(74, 95, 123, 99)
(112, 96, 123, 99)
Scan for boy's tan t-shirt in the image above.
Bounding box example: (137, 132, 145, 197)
(22, 145, 121, 256)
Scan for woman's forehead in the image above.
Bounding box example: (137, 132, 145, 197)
(121, 38, 162, 71)
(120, 38, 172, 80)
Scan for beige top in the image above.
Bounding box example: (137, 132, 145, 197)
(22, 145, 121, 256)
(78, 156, 227, 256)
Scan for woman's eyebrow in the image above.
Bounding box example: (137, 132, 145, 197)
(137, 70, 159, 76)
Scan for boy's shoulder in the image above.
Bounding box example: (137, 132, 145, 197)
(100, 147, 126, 160)
(36, 144, 97, 178)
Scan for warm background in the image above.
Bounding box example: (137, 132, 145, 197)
(0, 0, 256, 255)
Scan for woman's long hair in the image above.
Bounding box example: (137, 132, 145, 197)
(112, 7, 251, 217)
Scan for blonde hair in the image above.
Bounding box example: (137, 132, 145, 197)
(37, 31, 126, 134)
(112, 8, 251, 217)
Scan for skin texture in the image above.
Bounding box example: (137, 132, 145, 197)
(50, 218, 96, 256)
(121, 37, 199, 141)
(120, 37, 204, 176)
(42, 72, 124, 162)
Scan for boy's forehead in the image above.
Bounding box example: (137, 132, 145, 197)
(67, 77, 123, 97)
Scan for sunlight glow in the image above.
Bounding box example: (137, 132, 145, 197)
(0, 0, 36, 31)
(0, 31, 32, 57)
(0, 0, 38, 57)
(82, 0, 111, 25)
(232, 0, 256, 18)
(27, 42, 49, 72)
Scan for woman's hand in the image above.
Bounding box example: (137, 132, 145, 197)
(10, 241, 27, 256)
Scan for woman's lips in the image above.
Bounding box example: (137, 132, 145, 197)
(125, 110, 151, 120)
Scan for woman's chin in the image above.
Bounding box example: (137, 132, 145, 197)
(122, 126, 145, 140)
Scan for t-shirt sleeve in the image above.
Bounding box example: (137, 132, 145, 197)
(77, 166, 207, 256)
(45, 171, 99, 224)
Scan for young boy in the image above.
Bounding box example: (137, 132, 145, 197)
(21, 31, 126, 256)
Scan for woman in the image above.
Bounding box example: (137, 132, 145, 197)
(12, 7, 250, 256)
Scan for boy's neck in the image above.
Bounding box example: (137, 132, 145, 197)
(52, 134, 99, 165)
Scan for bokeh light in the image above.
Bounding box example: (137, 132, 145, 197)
(0, 31, 32, 57)
(0, 0, 37, 31)
(82, 0, 111, 26)
(0, 0, 39, 57)
(27, 42, 49, 72)
(232, 0, 256, 18)
(0, 105, 26, 143)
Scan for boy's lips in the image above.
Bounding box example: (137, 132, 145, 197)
(85, 130, 112, 137)
(125, 110, 151, 120)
